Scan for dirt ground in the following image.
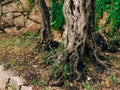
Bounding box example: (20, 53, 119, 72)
(0, 33, 120, 90)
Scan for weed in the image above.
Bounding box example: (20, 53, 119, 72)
(95, 0, 120, 38)
(27, 4, 34, 17)
(84, 82, 95, 90)
(8, 59, 16, 65)
(23, 31, 39, 39)
(64, 81, 70, 89)
(27, 0, 34, 3)
(30, 80, 45, 86)
(7, 85, 16, 90)
(110, 73, 120, 85)
(51, 0, 64, 30)
(85, 82, 91, 90)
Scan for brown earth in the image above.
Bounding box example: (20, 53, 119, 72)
(0, 33, 120, 90)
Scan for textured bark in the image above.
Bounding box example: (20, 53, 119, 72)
(36, 0, 51, 52)
(49, 0, 108, 85)
(63, 0, 108, 81)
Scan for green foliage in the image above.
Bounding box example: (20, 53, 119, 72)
(96, 0, 120, 38)
(30, 80, 45, 86)
(51, 0, 64, 30)
(84, 82, 95, 90)
(109, 1, 120, 33)
(7, 85, 16, 90)
(27, 0, 35, 17)
(8, 59, 16, 65)
(85, 82, 91, 90)
(27, 0, 34, 3)
(23, 31, 39, 39)
(110, 73, 120, 85)
(27, 4, 34, 17)
(44, 43, 70, 79)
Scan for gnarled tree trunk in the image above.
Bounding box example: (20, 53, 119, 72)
(49, 0, 108, 86)
(36, 0, 51, 52)
(63, 0, 97, 81)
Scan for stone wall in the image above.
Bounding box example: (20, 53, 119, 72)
(0, 0, 51, 34)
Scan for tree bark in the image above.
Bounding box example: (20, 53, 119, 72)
(49, 0, 108, 85)
(36, 0, 51, 52)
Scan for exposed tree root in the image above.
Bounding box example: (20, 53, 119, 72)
(95, 30, 117, 52)
(47, 48, 110, 86)
(46, 0, 112, 87)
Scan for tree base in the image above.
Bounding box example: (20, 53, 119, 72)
(47, 49, 111, 86)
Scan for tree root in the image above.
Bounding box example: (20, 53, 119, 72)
(47, 48, 112, 86)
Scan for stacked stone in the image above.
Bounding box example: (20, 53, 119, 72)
(0, 0, 41, 34)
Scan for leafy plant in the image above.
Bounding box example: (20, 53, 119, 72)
(84, 82, 94, 90)
(23, 31, 39, 39)
(51, 0, 65, 30)
(27, 0, 34, 3)
(30, 80, 45, 86)
(110, 73, 120, 85)
(8, 59, 16, 65)
(27, 4, 34, 17)
(95, 0, 120, 38)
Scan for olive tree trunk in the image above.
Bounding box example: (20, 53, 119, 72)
(63, 0, 107, 80)
(36, 0, 51, 52)
(49, 0, 108, 85)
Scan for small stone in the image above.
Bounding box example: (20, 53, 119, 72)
(0, 65, 5, 71)
(13, 12, 21, 17)
(11, 27, 18, 33)
(0, 65, 14, 90)
(2, 2, 18, 13)
(32, 65, 37, 68)
(25, 19, 40, 33)
(87, 77, 91, 81)
(21, 86, 33, 90)
(14, 15, 25, 27)
(29, 7, 41, 23)
(8, 87, 13, 90)
(19, 0, 29, 11)
(0, 30, 4, 33)
(4, 28, 12, 33)
(1, 13, 14, 26)
(8, 77, 26, 90)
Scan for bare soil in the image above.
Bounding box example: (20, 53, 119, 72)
(0, 33, 120, 90)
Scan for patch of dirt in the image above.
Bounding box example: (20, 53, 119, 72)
(0, 33, 120, 90)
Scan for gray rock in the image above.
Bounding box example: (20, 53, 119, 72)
(25, 19, 39, 33)
(8, 87, 14, 90)
(0, 69, 9, 90)
(8, 77, 26, 90)
(19, 0, 29, 11)
(29, 6, 41, 23)
(0, 65, 14, 90)
(2, 2, 18, 13)
(4, 28, 12, 33)
(21, 86, 33, 90)
(1, 13, 14, 26)
(14, 15, 25, 27)
(13, 12, 21, 17)
(0, 65, 5, 71)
